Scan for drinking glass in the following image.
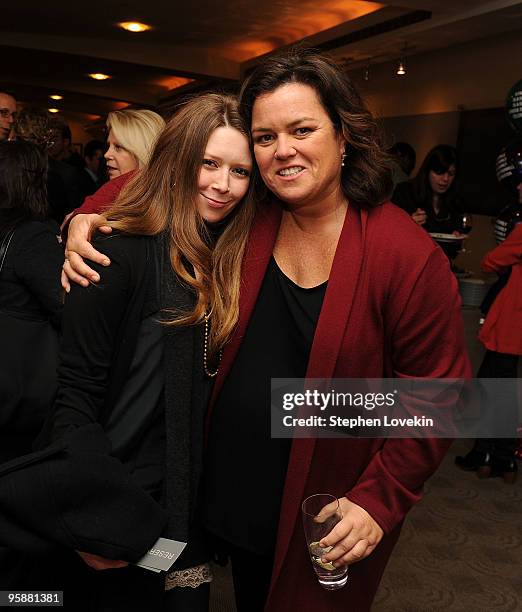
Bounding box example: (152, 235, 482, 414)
(458, 213, 473, 235)
(301, 494, 348, 590)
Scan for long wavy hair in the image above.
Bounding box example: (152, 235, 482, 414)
(239, 47, 393, 208)
(0, 140, 48, 231)
(103, 94, 256, 355)
(410, 145, 458, 216)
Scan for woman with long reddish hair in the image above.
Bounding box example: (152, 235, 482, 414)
(0, 93, 255, 611)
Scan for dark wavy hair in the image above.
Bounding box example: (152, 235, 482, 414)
(0, 140, 48, 231)
(239, 47, 393, 208)
(410, 145, 458, 214)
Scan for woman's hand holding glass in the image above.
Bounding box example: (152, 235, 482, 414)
(61, 214, 112, 292)
(317, 497, 384, 567)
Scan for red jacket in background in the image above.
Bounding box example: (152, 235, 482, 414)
(73, 171, 134, 216)
(479, 224, 522, 355)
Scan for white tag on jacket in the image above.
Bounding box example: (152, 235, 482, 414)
(134, 537, 187, 572)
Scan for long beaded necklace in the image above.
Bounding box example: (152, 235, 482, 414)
(203, 312, 222, 377)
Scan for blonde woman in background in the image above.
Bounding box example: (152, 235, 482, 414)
(104, 109, 165, 179)
(60, 108, 165, 278)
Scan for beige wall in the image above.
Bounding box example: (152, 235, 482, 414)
(349, 29, 522, 274)
(350, 29, 522, 175)
(379, 111, 460, 176)
(353, 29, 522, 119)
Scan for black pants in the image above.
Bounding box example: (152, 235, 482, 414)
(164, 581, 210, 611)
(209, 535, 274, 612)
(475, 350, 519, 459)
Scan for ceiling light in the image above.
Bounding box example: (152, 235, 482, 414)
(118, 21, 151, 33)
(88, 73, 111, 80)
(396, 60, 406, 76)
(48, 108, 59, 113)
(50, 94, 63, 100)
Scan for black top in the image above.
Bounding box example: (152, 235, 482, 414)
(0, 216, 63, 326)
(0, 217, 64, 460)
(0, 230, 214, 574)
(48, 233, 164, 496)
(48, 157, 84, 224)
(392, 180, 463, 233)
(392, 181, 464, 259)
(203, 257, 327, 554)
(47, 231, 212, 567)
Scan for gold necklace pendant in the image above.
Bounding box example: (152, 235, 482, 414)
(203, 312, 222, 378)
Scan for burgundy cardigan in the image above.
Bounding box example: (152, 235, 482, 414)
(208, 200, 471, 611)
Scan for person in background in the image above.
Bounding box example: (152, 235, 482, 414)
(48, 119, 85, 171)
(0, 92, 17, 141)
(0, 137, 64, 594)
(79, 139, 105, 197)
(104, 108, 165, 180)
(61, 109, 165, 285)
(389, 141, 416, 187)
(0, 140, 63, 463)
(392, 144, 468, 259)
(16, 108, 84, 224)
(456, 180, 522, 483)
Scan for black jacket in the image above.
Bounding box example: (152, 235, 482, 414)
(0, 232, 211, 567)
(0, 218, 63, 461)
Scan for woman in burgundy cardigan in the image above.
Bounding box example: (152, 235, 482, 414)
(65, 50, 470, 612)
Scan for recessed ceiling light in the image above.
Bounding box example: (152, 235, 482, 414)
(118, 21, 151, 33)
(48, 108, 60, 113)
(50, 94, 63, 100)
(87, 73, 111, 80)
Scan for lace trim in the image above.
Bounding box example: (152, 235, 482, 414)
(165, 563, 213, 590)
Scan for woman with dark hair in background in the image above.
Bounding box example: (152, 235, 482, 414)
(0, 140, 63, 463)
(392, 144, 459, 230)
(0, 140, 63, 591)
(392, 144, 468, 259)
